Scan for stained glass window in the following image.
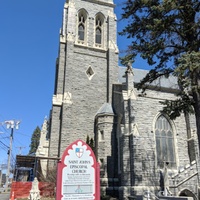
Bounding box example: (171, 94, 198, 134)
(155, 115, 176, 168)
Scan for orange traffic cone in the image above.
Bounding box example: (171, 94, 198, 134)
(10, 191, 15, 200)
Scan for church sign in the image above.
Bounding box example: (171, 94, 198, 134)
(56, 140, 100, 200)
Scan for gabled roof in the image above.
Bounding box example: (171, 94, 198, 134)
(118, 67, 179, 90)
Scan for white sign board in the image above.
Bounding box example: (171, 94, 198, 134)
(56, 140, 98, 200)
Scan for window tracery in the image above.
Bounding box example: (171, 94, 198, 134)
(155, 114, 176, 168)
(95, 17, 102, 44)
(95, 14, 104, 47)
(77, 10, 87, 44)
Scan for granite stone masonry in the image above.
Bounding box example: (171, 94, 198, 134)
(43, 0, 200, 199)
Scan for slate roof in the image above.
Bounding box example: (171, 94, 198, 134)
(118, 67, 179, 90)
(96, 103, 114, 115)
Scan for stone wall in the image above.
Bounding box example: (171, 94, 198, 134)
(49, 0, 118, 158)
(113, 82, 198, 198)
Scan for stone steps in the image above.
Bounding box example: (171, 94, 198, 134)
(169, 160, 197, 187)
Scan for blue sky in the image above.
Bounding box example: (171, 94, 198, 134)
(0, 0, 148, 168)
(0, 0, 65, 167)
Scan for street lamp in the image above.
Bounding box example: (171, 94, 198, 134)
(4, 120, 20, 192)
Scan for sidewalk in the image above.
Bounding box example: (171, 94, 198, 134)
(0, 192, 10, 200)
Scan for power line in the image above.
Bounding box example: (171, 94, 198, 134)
(0, 130, 10, 161)
(0, 145, 8, 152)
(0, 123, 9, 134)
(0, 136, 9, 139)
(0, 141, 9, 149)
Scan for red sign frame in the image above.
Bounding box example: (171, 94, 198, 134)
(56, 140, 100, 200)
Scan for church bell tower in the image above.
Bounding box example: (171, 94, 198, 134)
(48, 0, 119, 161)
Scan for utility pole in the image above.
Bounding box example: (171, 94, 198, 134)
(4, 120, 20, 192)
(0, 164, 2, 187)
(16, 146, 26, 155)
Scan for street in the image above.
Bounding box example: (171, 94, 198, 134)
(0, 192, 10, 200)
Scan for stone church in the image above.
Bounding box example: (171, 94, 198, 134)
(38, 0, 200, 199)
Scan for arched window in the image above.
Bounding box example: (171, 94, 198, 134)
(155, 115, 176, 168)
(95, 15, 104, 45)
(96, 27, 101, 44)
(77, 10, 87, 42)
(78, 24, 84, 41)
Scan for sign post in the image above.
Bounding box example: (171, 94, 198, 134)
(56, 140, 100, 200)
